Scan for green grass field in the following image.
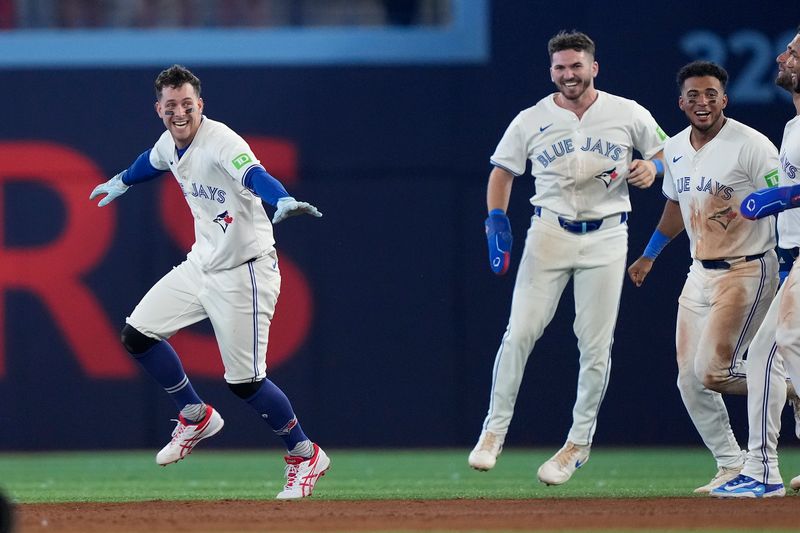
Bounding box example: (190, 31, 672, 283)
(2, 446, 800, 503)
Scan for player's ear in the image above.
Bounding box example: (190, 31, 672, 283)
(721, 93, 728, 109)
(154, 100, 162, 117)
(197, 97, 204, 113)
(592, 61, 598, 78)
(678, 96, 685, 111)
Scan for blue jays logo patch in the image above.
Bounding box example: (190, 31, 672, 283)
(213, 210, 234, 233)
(594, 166, 619, 188)
(709, 206, 737, 230)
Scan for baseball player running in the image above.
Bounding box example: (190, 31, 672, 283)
(627, 61, 780, 494)
(469, 30, 667, 485)
(89, 65, 328, 500)
(711, 27, 800, 498)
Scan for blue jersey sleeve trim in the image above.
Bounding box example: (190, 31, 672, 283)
(243, 165, 290, 207)
(122, 149, 165, 185)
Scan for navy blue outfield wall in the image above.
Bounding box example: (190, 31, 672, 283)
(0, 0, 798, 450)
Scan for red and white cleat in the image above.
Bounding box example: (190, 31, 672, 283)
(156, 405, 224, 466)
(276, 443, 330, 500)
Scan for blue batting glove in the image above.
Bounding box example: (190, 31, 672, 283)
(485, 209, 512, 275)
(89, 172, 129, 207)
(272, 196, 323, 224)
(741, 184, 800, 220)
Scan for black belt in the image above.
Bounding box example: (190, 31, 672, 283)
(790, 247, 800, 259)
(701, 252, 767, 270)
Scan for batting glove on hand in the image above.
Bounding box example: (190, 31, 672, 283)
(89, 172, 129, 207)
(741, 184, 800, 220)
(272, 196, 323, 224)
(485, 209, 512, 275)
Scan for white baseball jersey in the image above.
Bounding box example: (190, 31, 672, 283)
(490, 90, 666, 219)
(149, 116, 274, 271)
(777, 115, 800, 248)
(662, 119, 779, 259)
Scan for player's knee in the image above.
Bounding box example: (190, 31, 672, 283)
(700, 372, 724, 392)
(120, 324, 159, 355)
(228, 380, 264, 400)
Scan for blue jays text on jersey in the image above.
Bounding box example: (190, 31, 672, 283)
(675, 175, 734, 200)
(781, 153, 798, 181)
(535, 136, 623, 168)
(179, 180, 227, 203)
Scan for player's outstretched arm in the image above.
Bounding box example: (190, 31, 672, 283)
(272, 197, 323, 224)
(89, 150, 166, 207)
(741, 184, 800, 220)
(242, 166, 322, 224)
(89, 172, 129, 207)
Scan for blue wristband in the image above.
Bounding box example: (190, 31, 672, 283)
(643, 229, 670, 259)
(489, 208, 506, 216)
(652, 159, 664, 177)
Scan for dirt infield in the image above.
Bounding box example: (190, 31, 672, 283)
(14, 497, 800, 532)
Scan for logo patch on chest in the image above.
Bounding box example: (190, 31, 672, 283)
(593, 166, 619, 188)
(213, 210, 234, 233)
(708, 206, 738, 230)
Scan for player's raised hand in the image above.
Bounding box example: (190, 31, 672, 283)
(627, 256, 654, 287)
(485, 209, 512, 275)
(272, 196, 323, 224)
(89, 172, 129, 207)
(626, 159, 657, 189)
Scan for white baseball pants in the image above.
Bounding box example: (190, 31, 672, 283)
(127, 250, 281, 384)
(744, 254, 800, 484)
(675, 252, 778, 469)
(480, 210, 628, 446)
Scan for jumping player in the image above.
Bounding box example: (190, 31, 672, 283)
(89, 65, 328, 500)
(627, 61, 780, 493)
(711, 27, 800, 498)
(469, 31, 667, 485)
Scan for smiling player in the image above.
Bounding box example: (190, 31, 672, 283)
(89, 65, 327, 500)
(627, 61, 780, 494)
(470, 31, 667, 485)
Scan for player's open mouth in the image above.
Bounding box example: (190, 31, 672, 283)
(563, 81, 578, 87)
(695, 112, 710, 118)
(173, 120, 189, 127)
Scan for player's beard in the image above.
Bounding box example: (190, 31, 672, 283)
(557, 77, 592, 101)
(776, 69, 800, 93)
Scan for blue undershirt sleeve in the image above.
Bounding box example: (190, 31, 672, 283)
(243, 165, 290, 207)
(121, 149, 165, 185)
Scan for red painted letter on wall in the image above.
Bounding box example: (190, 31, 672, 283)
(0, 142, 135, 378)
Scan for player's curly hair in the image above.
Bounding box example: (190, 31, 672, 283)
(547, 31, 595, 59)
(676, 61, 729, 91)
(155, 64, 201, 100)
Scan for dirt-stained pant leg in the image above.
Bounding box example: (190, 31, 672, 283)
(482, 218, 574, 436)
(742, 282, 786, 486)
(676, 262, 743, 469)
(568, 223, 627, 446)
(693, 253, 778, 396)
(482, 217, 626, 445)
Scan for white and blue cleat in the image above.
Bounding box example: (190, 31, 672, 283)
(710, 474, 785, 498)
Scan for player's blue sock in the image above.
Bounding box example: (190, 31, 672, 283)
(242, 379, 310, 455)
(132, 340, 204, 416)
